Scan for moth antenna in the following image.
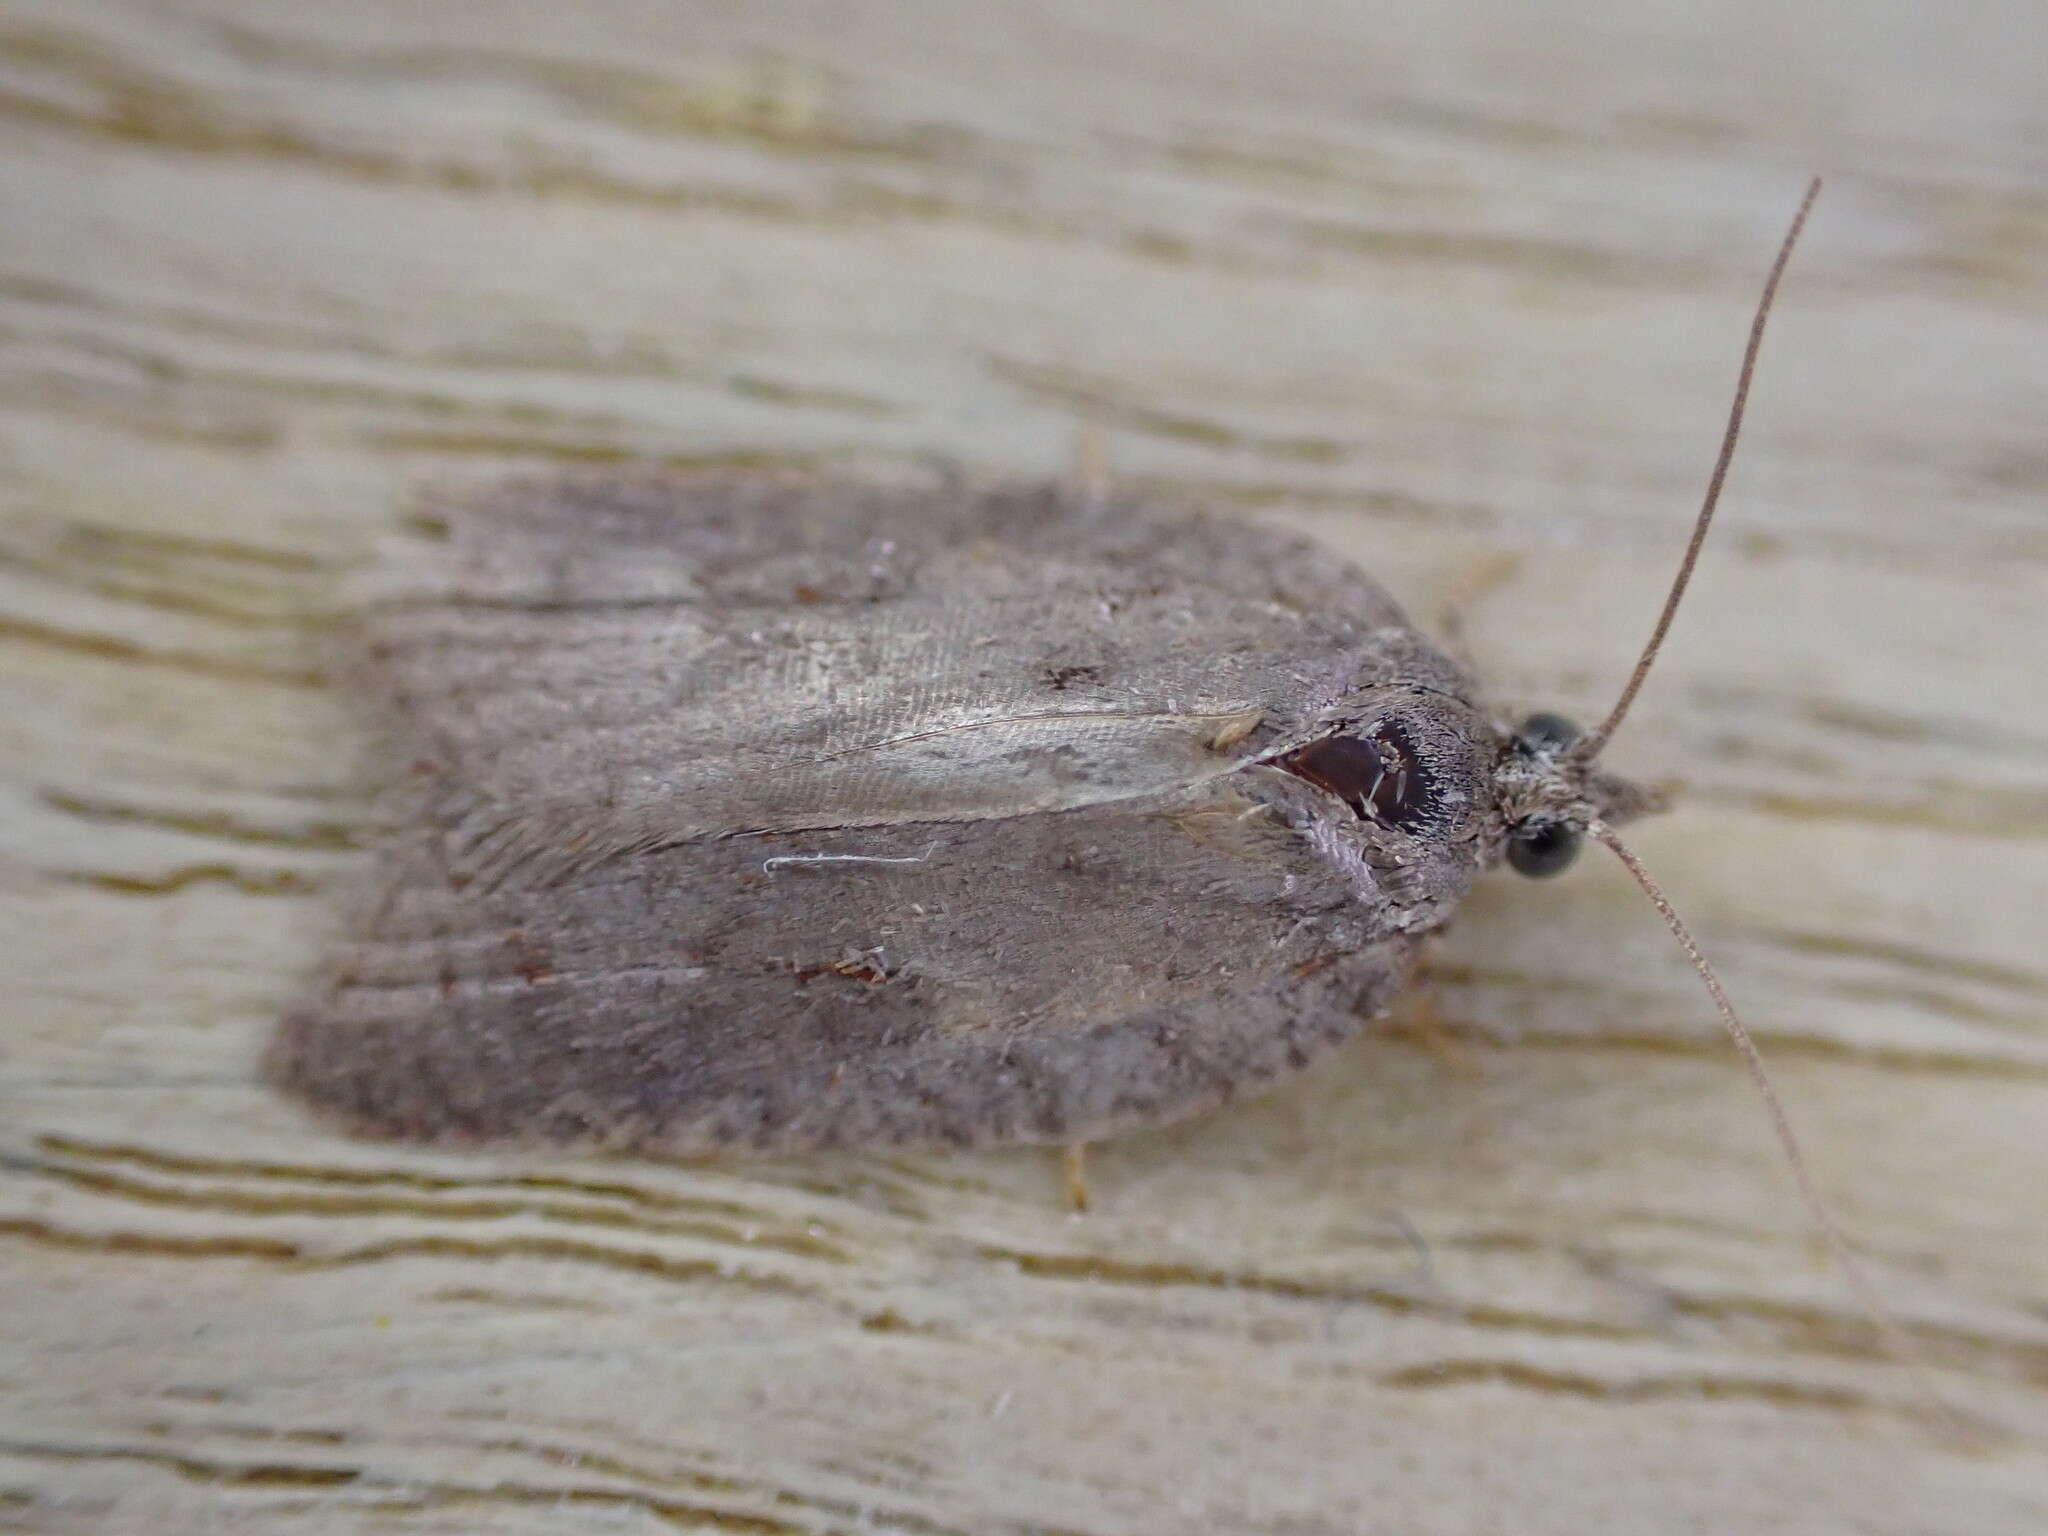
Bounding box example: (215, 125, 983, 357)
(1571, 176, 1821, 762)
(1587, 820, 1959, 1421)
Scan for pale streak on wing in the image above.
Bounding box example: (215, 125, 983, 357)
(348, 476, 1406, 878)
(364, 578, 1273, 872)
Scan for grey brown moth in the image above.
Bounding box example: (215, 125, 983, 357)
(273, 468, 1668, 1152)
(271, 185, 1829, 1189)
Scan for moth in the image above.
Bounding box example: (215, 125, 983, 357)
(271, 184, 1827, 1201)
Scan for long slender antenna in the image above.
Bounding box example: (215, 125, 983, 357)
(1571, 177, 1821, 762)
(1588, 821, 1954, 1417)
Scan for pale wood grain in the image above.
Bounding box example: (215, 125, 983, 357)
(3, 2, 2045, 1532)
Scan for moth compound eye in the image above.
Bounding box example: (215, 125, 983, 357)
(1515, 711, 1581, 756)
(1507, 819, 1581, 878)
(1275, 722, 1434, 831)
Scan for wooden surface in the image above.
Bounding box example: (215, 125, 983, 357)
(4, 3, 2046, 1532)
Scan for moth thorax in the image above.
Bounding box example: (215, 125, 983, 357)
(1272, 721, 1432, 830)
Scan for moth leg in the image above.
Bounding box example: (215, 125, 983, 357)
(1385, 939, 1481, 1076)
(1071, 422, 1112, 504)
(1061, 1142, 1092, 1213)
(1434, 550, 1521, 676)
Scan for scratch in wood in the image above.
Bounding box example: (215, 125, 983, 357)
(1680, 1278, 2048, 1387)
(0, 1437, 813, 1534)
(726, 374, 902, 417)
(425, 1286, 608, 1312)
(450, 1429, 1067, 1536)
(1282, 216, 1719, 287)
(975, 1244, 1638, 1339)
(356, 430, 832, 471)
(1375, 1358, 1880, 1414)
(25, 1159, 856, 1265)
(0, 268, 586, 380)
(28, 517, 331, 574)
(97, 1406, 1045, 1536)
(971, 1240, 2048, 1392)
(0, 561, 314, 630)
(0, 503, 325, 571)
(0, 22, 1347, 304)
(1137, 128, 1452, 202)
(273, 1490, 812, 1534)
(0, 614, 322, 685)
(1789, 975, 2047, 1036)
(212, 26, 971, 168)
(311, 1236, 790, 1297)
(36, 789, 370, 852)
(51, 864, 326, 897)
(1720, 684, 2048, 760)
(0, 389, 282, 451)
(0, 531, 330, 627)
(1138, 471, 1513, 530)
(0, 1217, 825, 1295)
(16, 323, 650, 431)
(1751, 928, 2048, 999)
(986, 355, 1350, 464)
(132, 1421, 351, 1448)
(1420, 977, 2048, 1078)
(35, 1135, 792, 1222)
(0, 1437, 358, 1489)
(0, 53, 983, 238)
(0, 1217, 302, 1263)
(1504, 1025, 2048, 1083)
(1703, 785, 2048, 840)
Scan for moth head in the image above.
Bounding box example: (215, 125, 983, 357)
(1256, 695, 1664, 900)
(1487, 707, 1668, 881)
